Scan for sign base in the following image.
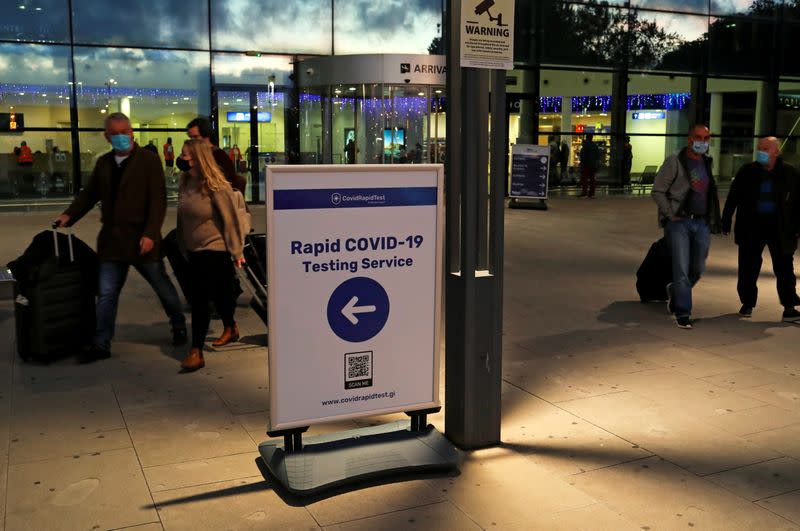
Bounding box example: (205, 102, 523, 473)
(257, 420, 459, 496)
(509, 197, 548, 210)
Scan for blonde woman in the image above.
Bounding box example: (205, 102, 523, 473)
(176, 139, 246, 372)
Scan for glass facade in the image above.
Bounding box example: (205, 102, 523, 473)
(514, 0, 800, 185)
(2, 0, 799, 203)
(0, 0, 442, 204)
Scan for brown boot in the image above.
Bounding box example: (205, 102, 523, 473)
(180, 348, 205, 372)
(212, 323, 240, 347)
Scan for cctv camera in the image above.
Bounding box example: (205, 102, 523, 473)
(404, 78, 411, 84)
(306, 67, 314, 76)
(475, 0, 495, 16)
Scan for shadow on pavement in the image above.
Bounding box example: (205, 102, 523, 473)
(143, 479, 272, 509)
(598, 299, 793, 342)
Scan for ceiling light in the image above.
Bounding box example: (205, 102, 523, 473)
(418, 92, 425, 96)
(348, 87, 356, 91)
(236, 98, 242, 102)
(223, 102, 229, 105)
(18, 5, 25, 9)
(435, 89, 442, 94)
(182, 97, 189, 100)
(172, 101, 178, 104)
(100, 109, 107, 114)
(35, 6, 42, 10)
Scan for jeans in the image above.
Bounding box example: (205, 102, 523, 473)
(737, 228, 799, 309)
(95, 260, 186, 350)
(187, 251, 236, 350)
(665, 218, 711, 319)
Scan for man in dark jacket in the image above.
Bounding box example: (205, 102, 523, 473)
(54, 112, 187, 363)
(185, 117, 246, 195)
(579, 134, 600, 198)
(721, 136, 800, 322)
(652, 124, 722, 329)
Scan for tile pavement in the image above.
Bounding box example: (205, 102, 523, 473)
(1, 198, 800, 529)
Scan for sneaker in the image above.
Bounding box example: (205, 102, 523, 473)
(676, 316, 693, 329)
(666, 283, 675, 314)
(782, 307, 800, 323)
(78, 344, 111, 364)
(172, 328, 188, 346)
(739, 305, 753, 318)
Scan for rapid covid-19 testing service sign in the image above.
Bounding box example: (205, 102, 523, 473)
(266, 165, 444, 431)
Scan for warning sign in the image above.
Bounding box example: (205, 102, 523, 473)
(460, 0, 515, 70)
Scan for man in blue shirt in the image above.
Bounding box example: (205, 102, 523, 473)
(721, 136, 800, 322)
(652, 124, 722, 329)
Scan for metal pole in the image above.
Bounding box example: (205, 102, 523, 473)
(444, 0, 503, 449)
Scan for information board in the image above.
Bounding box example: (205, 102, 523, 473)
(509, 144, 549, 199)
(267, 165, 444, 430)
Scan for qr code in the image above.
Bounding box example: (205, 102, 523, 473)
(344, 351, 373, 390)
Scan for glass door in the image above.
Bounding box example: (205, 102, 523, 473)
(215, 85, 288, 202)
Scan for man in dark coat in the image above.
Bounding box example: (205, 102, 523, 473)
(722, 136, 800, 322)
(579, 133, 600, 198)
(54, 112, 186, 363)
(186, 117, 246, 195)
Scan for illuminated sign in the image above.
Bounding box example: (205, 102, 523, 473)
(0, 113, 24, 132)
(632, 111, 666, 120)
(226, 111, 271, 123)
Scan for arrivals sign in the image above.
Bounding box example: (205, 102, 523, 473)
(460, 0, 515, 70)
(266, 165, 444, 430)
(509, 144, 549, 199)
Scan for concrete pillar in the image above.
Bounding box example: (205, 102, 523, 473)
(709, 93, 723, 178)
(561, 97, 572, 163)
(517, 70, 537, 145)
(754, 82, 765, 155)
(754, 79, 778, 145)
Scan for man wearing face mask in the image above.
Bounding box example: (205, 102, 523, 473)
(652, 124, 722, 329)
(53, 112, 187, 363)
(721, 136, 800, 322)
(183, 117, 246, 195)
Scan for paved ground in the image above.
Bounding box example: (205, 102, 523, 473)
(2, 196, 800, 530)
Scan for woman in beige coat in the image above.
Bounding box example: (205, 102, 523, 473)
(176, 139, 246, 372)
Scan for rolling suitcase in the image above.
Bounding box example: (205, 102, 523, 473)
(243, 233, 266, 287)
(12, 228, 96, 362)
(636, 237, 672, 303)
(241, 233, 267, 326)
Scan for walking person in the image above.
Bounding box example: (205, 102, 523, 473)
(579, 134, 600, 198)
(652, 124, 722, 329)
(53, 112, 187, 362)
(185, 117, 245, 195)
(163, 137, 175, 176)
(559, 139, 570, 185)
(721, 136, 800, 321)
(622, 135, 633, 186)
(176, 139, 247, 372)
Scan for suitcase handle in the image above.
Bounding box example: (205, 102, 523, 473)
(51, 226, 74, 263)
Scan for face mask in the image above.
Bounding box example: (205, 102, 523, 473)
(176, 157, 191, 172)
(756, 150, 771, 166)
(110, 134, 131, 152)
(692, 141, 709, 155)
